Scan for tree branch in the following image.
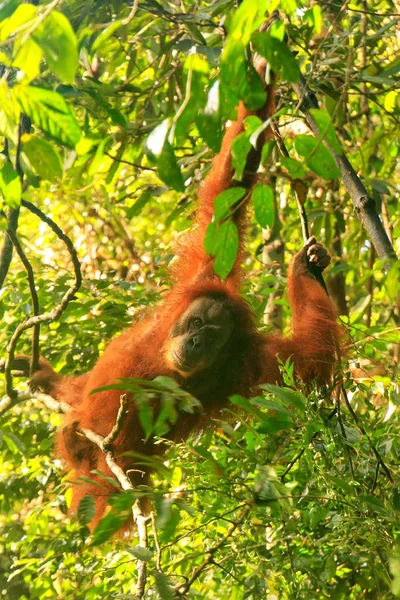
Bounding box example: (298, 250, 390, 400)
(291, 75, 397, 264)
(3, 201, 81, 402)
(174, 503, 252, 596)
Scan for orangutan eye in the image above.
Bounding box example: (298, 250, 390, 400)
(192, 317, 203, 328)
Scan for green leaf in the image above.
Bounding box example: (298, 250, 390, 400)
(145, 120, 184, 190)
(309, 109, 342, 153)
(294, 135, 341, 180)
(154, 571, 176, 600)
(252, 183, 274, 228)
(13, 36, 42, 82)
(22, 134, 63, 182)
(91, 19, 123, 53)
(306, 5, 322, 34)
(204, 219, 239, 280)
(0, 0, 19, 23)
(325, 475, 355, 496)
(33, 11, 78, 83)
(13, 85, 81, 148)
(359, 494, 388, 514)
(261, 384, 305, 411)
(145, 119, 171, 158)
(213, 187, 246, 221)
(0, 82, 18, 142)
(231, 132, 252, 181)
(126, 545, 154, 561)
(0, 162, 21, 208)
(157, 142, 185, 192)
(126, 190, 152, 219)
(196, 81, 222, 152)
(252, 31, 301, 83)
(77, 495, 96, 526)
(281, 156, 306, 179)
(385, 262, 400, 301)
(92, 511, 127, 545)
(0, 4, 37, 41)
(336, 424, 361, 445)
(220, 0, 270, 111)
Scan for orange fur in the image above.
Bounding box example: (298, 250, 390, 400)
(46, 70, 340, 527)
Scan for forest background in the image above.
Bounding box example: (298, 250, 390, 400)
(0, 0, 399, 598)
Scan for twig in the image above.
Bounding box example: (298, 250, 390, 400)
(341, 386, 393, 483)
(102, 394, 129, 450)
(335, 383, 355, 479)
(3, 201, 81, 403)
(104, 152, 157, 172)
(151, 511, 162, 572)
(3, 225, 40, 383)
(175, 503, 252, 596)
(0, 388, 72, 415)
(281, 407, 337, 481)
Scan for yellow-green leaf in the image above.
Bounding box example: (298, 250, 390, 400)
(22, 134, 63, 182)
(33, 11, 78, 83)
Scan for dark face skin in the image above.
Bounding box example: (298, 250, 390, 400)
(165, 296, 234, 377)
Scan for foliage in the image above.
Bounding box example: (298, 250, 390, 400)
(0, 0, 399, 598)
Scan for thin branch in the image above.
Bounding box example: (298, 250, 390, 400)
(151, 511, 162, 572)
(291, 75, 397, 264)
(102, 394, 129, 450)
(335, 383, 355, 479)
(341, 385, 393, 483)
(0, 207, 20, 288)
(0, 388, 72, 415)
(2, 201, 81, 404)
(104, 151, 157, 172)
(281, 408, 337, 481)
(3, 225, 40, 387)
(175, 503, 252, 596)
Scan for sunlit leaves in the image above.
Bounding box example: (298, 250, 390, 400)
(0, 3, 37, 41)
(0, 83, 18, 142)
(13, 85, 81, 148)
(22, 134, 63, 182)
(12, 37, 42, 82)
(0, 162, 21, 208)
(33, 11, 78, 83)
